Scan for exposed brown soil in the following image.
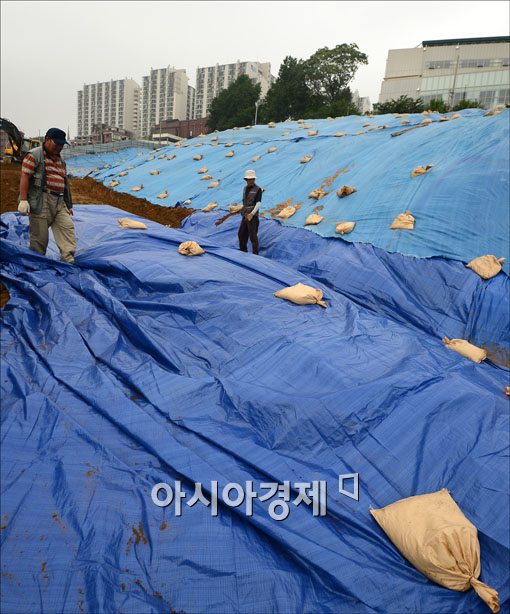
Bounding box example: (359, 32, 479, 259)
(0, 162, 194, 307)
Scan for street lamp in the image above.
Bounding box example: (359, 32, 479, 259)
(254, 100, 260, 126)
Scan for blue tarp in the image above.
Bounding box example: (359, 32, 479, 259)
(66, 147, 153, 178)
(88, 110, 510, 274)
(1, 205, 509, 613)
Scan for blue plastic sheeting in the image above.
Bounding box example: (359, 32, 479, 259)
(66, 147, 153, 178)
(1, 206, 509, 614)
(181, 211, 510, 367)
(89, 109, 509, 274)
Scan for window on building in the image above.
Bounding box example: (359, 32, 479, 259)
(426, 60, 452, 70)
(479, 90, 496, 106)
(498, 89, 510, 104)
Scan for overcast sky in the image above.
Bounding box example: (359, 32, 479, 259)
(1, 1, 508, 137)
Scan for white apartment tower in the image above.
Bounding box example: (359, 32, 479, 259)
(140, 67, 189, 138)
(379, 36, 510, 108)
(77, 78, 141, 138)
(194, 60, 273, 119)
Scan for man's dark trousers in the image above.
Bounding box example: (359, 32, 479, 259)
(238, 216, 259, 255)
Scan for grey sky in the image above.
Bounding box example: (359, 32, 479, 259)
(1, 1, 508, 137)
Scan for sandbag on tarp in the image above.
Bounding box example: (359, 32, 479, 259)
(182, 212, 510, 368)
(1, 206, 508, 614)
(89, 110, 510, 275)
(65, 147, 153, 178)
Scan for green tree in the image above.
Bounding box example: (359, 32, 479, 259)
(207, 75, 261, 131)
(303, 44, 368, 105)
(427, 98, 448, 113)
(452, 99, 483, 111)
(259, 56, 313, 122)
(373, 95, 424, 114)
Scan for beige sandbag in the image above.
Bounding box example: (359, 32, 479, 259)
(201, 175, 213, 180)
(198, 167, 208, 174)
(178, 241, 205, 256)
(166, 154, 176, 160)
(395, 113, 410, 118)
(252, 155, 261, 162)
(305, 213, 323, 225)
(243, 141, 252, 145)
(390, 211, 414, 230)
(401, 119, 411, 125)
(356, 130, 366, 135)
(127, 166, 135, 170)
(308, 188, 326, 200)
(301, 124, 312, 129)
(157, 191, 168, 199)
(103, 164, 110, 169)
(224, 142, 233, 147)
(466, 255, 506, 280)
(442, 337, 487, 363)
(411, 164, 433, 177)
(232, 127, 239, 131)
(194, 143, 203, 147)
(208, 181, 219, 188)
(193, 154, 203, 161)
(203, 202, 218, 212)
(505, 386, 510, 396)
(198, 133, 206, 137)
(371, 489, 499, 613)
(335, 132, 346, 137)
(117, 217, 147, 229)
(362, 122, 371, 127)
(268, 146, 277, 153)
(308, 130, 318, 136)
(300, 155, 312, 164)
(158, 154, 166, 159)
(118, 171, 128, 177)
(225, 151, 235, 157)
(420, 118, 433, 126)
(484, 104, 506, 117)
(229, 204, 243, 214)
(274, 282, 327, 308)
(267, 122, 276, 127)
(183, 199, 192, 205)
(335, 221, 356, 235)
(277, 206, 297, 220)
(337, 185, 356, 198)
(211, 136, 218, 141)
(439, 116, 450, 122)
(297, 119, 305, 123)
(451, 113, 461, 119)
(421, 110, 430, 115)
(149, 169, 160, 175)
(147, 156, 154, 161)
(131, 184, 144, 192)
(108, 180, 119, 188)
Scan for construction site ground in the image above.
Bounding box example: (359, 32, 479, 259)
(0, 162, 193, 307)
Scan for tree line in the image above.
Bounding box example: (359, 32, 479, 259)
(207, 43, 368, 131)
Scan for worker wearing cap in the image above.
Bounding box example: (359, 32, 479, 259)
(238, 169, 262, 255)
(18, 128, 77, 264)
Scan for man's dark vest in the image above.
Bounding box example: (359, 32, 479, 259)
(241, 183, 260, 217)
(22, 146, 73, 214)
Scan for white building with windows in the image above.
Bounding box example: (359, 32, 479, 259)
(194, 60, 274, 119)
(379, 36, 510, 108)
(187, 86, 196, 120)
(140, 67, 189, 138)
(77, 78, 141, 139)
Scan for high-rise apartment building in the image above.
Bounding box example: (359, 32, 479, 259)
(187, 86, 196, 120)
(77, 78, 141, 139)
(194, 60, 274, 119)
(140, 67, 189, 138)
(379, 36, 510, 108)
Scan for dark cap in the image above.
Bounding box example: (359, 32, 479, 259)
(45, 128, 68, 145)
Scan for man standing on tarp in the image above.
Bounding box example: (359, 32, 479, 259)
(18, 128, 77, 264)
(238, 169, 262, 255)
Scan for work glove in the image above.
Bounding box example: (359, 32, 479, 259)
(245, 213, 253, 222)
(18, 200, 30, 215)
